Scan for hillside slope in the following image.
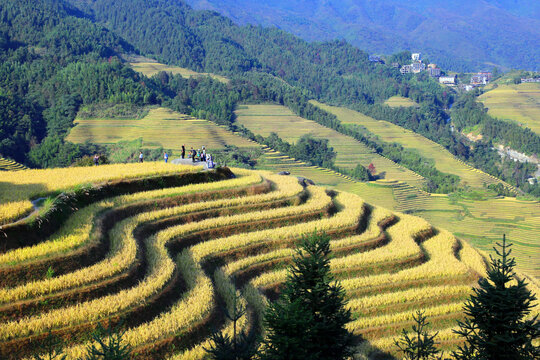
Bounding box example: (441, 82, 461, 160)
(64, 0, 540, 196)
(312, 101, 513, 189)
(186, 0, 540, 71)
(479, 83, 540, 136)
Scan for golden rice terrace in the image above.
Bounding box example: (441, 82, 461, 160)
(0, 163, 535, 359)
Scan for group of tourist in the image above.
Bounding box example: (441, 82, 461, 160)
(93, 145, 214, 169)
(180, 144, 214, 168)
(180, 144, 206, 162)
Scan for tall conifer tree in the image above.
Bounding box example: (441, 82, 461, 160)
(453, 235, 540, 359)
(259, 232, 353, 360)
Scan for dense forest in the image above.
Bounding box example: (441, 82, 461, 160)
(0, 0, 538, 196)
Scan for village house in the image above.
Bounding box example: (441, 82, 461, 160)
(470, 71, 492, 85)
(411, 62, 426, 73)
(439, 75, 456, 85)
(478, 71, 492, 81)
(427, 67, 441, 77)
(412, 53, 421, 61)
(470, 75, 487, 85)
(400, 64, 413, 74)
(521, 78, 540, 83)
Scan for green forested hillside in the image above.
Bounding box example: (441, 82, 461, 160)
(0, 0, 148, 164)
(1, 0, 538, 195)
(65, 0, 540, 192)
(185, 0, 540, 72)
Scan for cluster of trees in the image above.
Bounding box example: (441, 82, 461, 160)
(260, 132, 336, 169)
(211, 146, 264, 169)
(0, 0, 162, 165)
(395, 237, 539, 360)
(67, 0, 450, 113)
(451, 90, 540, 156)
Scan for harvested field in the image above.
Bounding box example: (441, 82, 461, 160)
(384, 95, 418, 108)
(130, 61, 229, 84)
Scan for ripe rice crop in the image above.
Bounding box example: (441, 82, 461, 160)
(0, 175, 301, 337)
(236, 104, 425, 188)
(330, 213, 430, 271)
(383, 95, 419, 108)
(130, 61, 229, 84)
(478, 83, 540, 135)
(0, 174, 301, 303)
(0, 157, 27, 171)
(61, 250, 215, 358)
(0, 171, 262, 266)
(67, 107, 254, 155)
(0, 162, 199, 223)
(190, 191, 363, 263)
(0, 166, 504, 359)
(312, 100, 510, 189)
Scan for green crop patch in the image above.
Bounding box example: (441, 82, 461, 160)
(478, 83, 540, 135)
(67, 107, 257, 155)
(312, 101, 512, 189)
(236, 104, 425, 188)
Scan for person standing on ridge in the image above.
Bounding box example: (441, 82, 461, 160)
(93, 154, 100, 166)
(181, 144, 185, 159)
(139, 151, 144, 163)
(164, 152, 169, 163)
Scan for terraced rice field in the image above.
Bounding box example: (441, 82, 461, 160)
(0, 158, 27, 171)
(478, 83, 540, 135)
(0, 162, 508, 359)
(130, 61, 229, 84)
(337, 181, 539, 280)
(67, 107, 257, 155)
(312, 101, 514, 190)
(0, 162, 199, 226)
(384, 96, 418, 108)
(235, 104, 426, 188)
(415, 197, 540, 280)
(251, 147, 398, 209)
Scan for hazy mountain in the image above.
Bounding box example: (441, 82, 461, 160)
(185, 0, 540, 71)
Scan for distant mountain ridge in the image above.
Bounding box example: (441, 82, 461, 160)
(185, 0, 540, 71)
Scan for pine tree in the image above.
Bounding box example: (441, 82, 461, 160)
(83, 322, 132, 360)
(259, 231, 353, 360)
(33, 331, 66, 360)
(206, 291, 256, 360)
(394, 310, 442, 360)
(453, 235, 540, 359)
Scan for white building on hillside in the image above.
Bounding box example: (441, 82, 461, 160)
(412, 53, 421, 61)
(439, 76, 456, 85)
(412, 62, 426, 73)
(400, 65, 413, 74)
